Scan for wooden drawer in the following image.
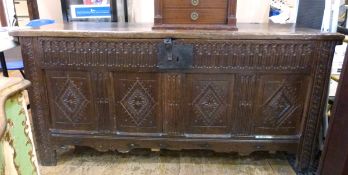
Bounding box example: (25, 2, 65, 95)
(163, 9, 227, 24)
(163, 0, 228, 9)
(154, 0, 237, 30)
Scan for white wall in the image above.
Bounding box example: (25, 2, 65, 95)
(128, 0, 154, 23)
(237, 0, 271, 23)
(37, 0, 64, 23)
(3, 0, 16, 26)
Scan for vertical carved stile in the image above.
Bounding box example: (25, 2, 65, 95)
(296, 41, 337, 172)
(92, 72, 110, 132)
(21, 37, 57, 165)
(233, 74, 256, 135)
(163, 74, 183, 135)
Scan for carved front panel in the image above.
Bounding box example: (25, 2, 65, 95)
(254, 75, 310, 135)
(184, 74, 234, 135)
(45, 71, 97, 130)
(113, 73, 162, 134)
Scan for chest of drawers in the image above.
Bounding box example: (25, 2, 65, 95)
(153, 0, 237, 30)
(10, 23, 343, 174)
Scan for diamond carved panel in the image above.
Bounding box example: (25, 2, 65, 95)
(262, 85, 298, 127)
(185, 75, 233, 135)
(193, 85, 223, 126)
(120, 80, 156, 126)
(55, 78, 89, 123)
(190, 80, 229, 127)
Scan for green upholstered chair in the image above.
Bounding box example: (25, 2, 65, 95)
(0, 78, 39, 175)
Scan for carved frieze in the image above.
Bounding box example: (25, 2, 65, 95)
(189, 41, 314, 72)
(39, 38, 314, 73)
(39, 38, 159, 69)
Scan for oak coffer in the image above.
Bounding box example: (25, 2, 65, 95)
(153, 0, 237, 30)
(10, 23, 343, 174)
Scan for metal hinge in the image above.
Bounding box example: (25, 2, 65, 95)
(158, 38, 193, 69)
(164, 38, 173, 61)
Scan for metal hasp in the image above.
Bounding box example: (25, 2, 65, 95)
(157, 38, 193, 69)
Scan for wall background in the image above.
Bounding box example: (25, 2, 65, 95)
(36, 0, 273, 23)
(37, 0, 64, 23)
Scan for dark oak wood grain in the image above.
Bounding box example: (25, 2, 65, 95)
(11, 23, 343, 174)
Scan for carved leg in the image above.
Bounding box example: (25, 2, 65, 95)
(294, 41, 337, 173)
(20, 37, 58, 166)
(37, 146, 57, 166)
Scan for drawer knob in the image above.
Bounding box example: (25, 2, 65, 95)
(191, 12, 199, 21)
(191, 0, 199, 6)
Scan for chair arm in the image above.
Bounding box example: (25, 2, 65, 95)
(0, 78, 30, 139)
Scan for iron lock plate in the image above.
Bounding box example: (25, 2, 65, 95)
(157, 38, 193, 69)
